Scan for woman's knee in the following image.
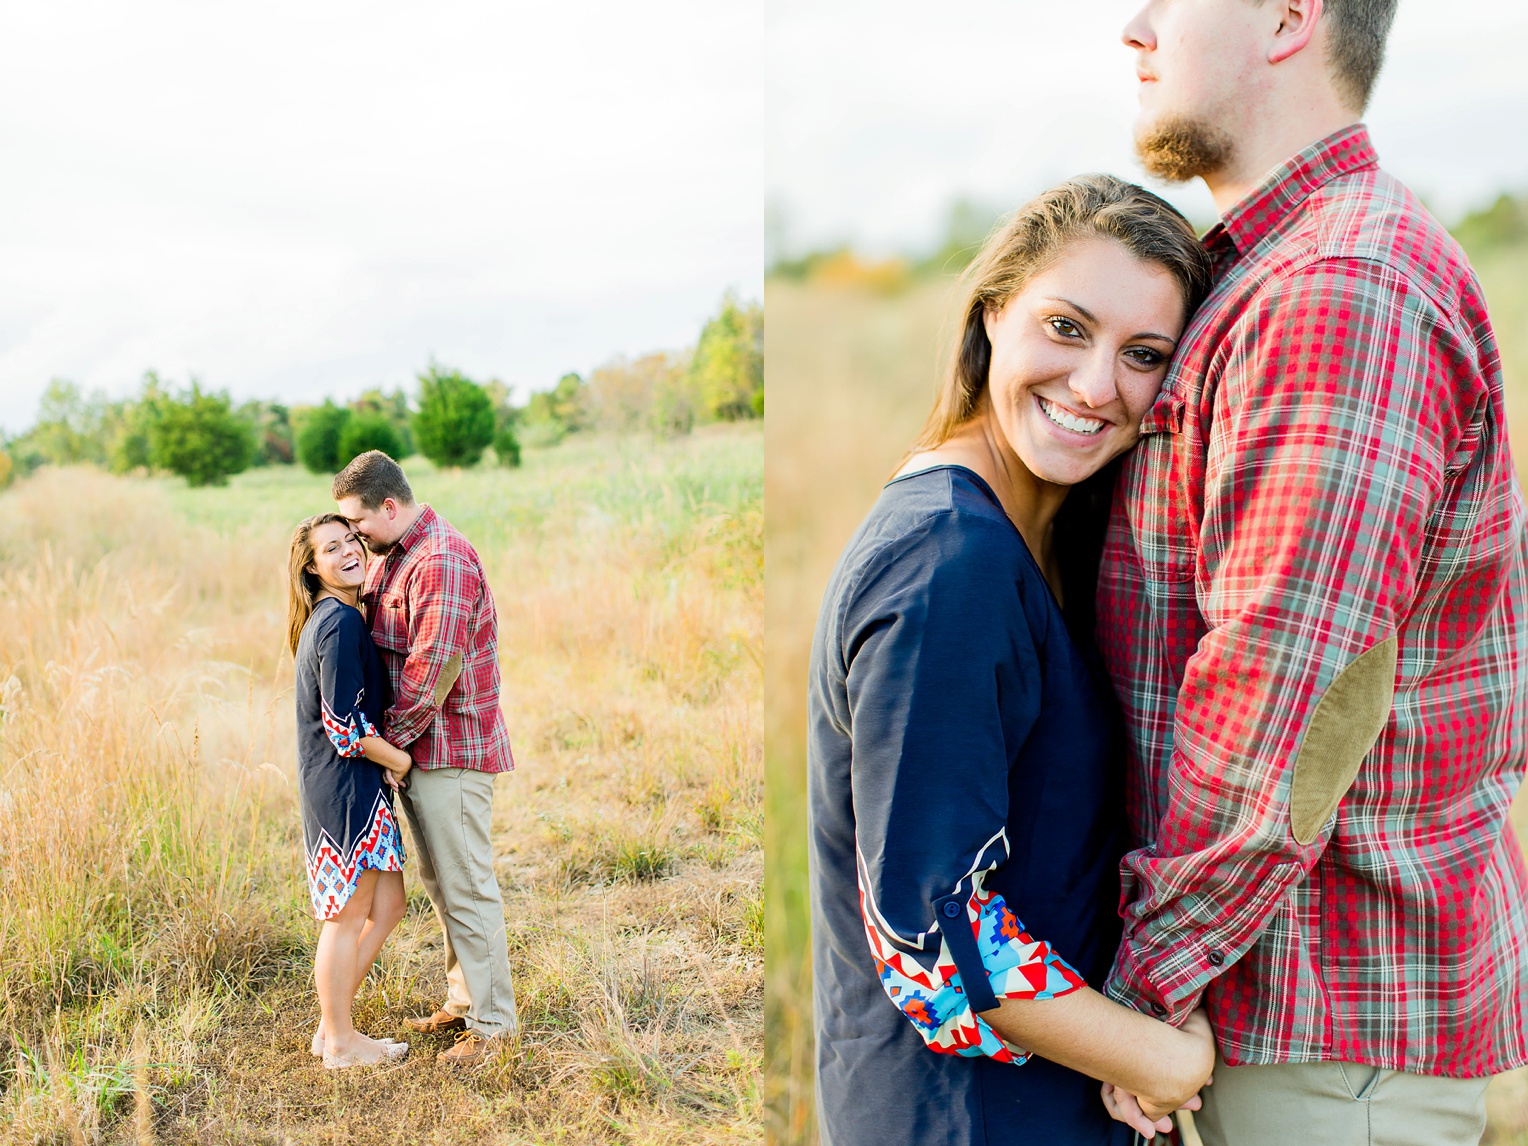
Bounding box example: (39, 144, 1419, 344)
(372, 872, 407, 928)
(329, 871, 380, 928)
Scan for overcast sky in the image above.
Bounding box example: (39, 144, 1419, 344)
(768, 0, 1528, 259)
(0, 2, 762, 433)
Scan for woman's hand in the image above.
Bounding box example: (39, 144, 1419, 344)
(360, 736, 413, 787)
(1099, 1007, 1216, 1134)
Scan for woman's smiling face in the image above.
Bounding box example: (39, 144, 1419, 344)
(308, 520, 367, 594)
(981, 236, 1187, 488)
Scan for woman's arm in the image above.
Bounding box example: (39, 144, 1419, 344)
(359, 736, 411, 777)
(982, 992, 1214, 1134)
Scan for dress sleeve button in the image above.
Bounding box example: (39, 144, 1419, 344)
(943, 901, 962, 919)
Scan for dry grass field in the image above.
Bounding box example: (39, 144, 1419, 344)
(0, 423, 762, 1145)
(763, 250, 1528, 1144)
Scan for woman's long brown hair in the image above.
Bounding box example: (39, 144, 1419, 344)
(286, 513, 358, 655)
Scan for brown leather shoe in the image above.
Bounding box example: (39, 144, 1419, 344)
(436, 1029, 497, 1066)
(404, 1009, 467, 1034)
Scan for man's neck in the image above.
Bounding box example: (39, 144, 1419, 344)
(394, 502, 425, 541)
(1204, 113, 1360, 216)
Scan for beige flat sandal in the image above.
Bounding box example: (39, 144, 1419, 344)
(311, 1030, 405, 1056)
(321, 1039, 409, 1069)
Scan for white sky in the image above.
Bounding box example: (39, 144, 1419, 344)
(767, 0, 1528, 259)
(0, 1, 762, 433)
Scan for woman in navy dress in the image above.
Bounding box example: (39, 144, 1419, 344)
(807, 177, 1217, 1144)
(287, 513, 412, 1068)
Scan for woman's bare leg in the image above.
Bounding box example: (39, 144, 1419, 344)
(316, 870, 398, 1063)
(314, 871, 408, 1050)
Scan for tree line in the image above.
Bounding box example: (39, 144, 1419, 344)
(0, 294, 762, 489)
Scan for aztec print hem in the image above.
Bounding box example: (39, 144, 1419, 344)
(306, 794, 406, 920)
(321, 698, 379, 758)
(863, 884, 1085, 1062)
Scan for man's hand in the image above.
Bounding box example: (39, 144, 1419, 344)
(1100, 1081, 1182, 1139)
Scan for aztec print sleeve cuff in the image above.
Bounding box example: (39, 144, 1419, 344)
(322, 701, 380, 758)
(863, 886, 1085, 1063)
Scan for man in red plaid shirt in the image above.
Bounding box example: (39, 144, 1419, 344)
(334, 451, 517, 1066)
(1098, 2, 1528, 1142)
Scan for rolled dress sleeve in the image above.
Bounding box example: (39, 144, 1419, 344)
(1106, 261, 1477, 1020)
(318, 608, 381, 758)
(843, 512, 1085, 1064)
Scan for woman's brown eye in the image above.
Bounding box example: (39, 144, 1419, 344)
(1048, 316, 1082, 338)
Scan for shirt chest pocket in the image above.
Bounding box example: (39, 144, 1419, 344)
(369, 592, 410, 654)
(1127, 392, 1199, 584)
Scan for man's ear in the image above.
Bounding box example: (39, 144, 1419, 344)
(383, 498, 397, 519)
(1268, 0, 1322, 64)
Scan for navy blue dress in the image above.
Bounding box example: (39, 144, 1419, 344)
(807, 466, 1131, 1146)
(294, 597, 406, 920)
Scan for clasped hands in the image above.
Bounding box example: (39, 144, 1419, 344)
(1100, 1008, 1216, 1140)
(381, 753, 412, 791)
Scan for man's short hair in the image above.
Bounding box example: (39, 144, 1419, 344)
(1323, 0, 1397, 113)
(332, 450, 414, 510)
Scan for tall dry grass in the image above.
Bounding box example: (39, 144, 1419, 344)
(0, 423, 761, 1144)
(762, 270, 1528, 1145)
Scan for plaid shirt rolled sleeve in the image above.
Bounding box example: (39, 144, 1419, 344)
(1099, 126, 1528, 1074)
(364, 505, 514, 773)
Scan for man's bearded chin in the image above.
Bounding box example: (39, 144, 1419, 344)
(361, 536, 394, 556)
(1135, 114, 1234, 183)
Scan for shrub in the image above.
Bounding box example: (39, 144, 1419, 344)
(337, 411, 405, 467)
(293, 401, 351, 474)
(148, 383, 255, 487)
(106, 380, 167, 474)
(690, 295, 763, 421)
(413, 366, 494, 468)
(493, 424, 522, 468)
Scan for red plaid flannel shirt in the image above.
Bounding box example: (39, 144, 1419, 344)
(362, 505, 514, 774)
(1097, 125, 1528, 1075)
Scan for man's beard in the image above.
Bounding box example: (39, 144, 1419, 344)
(361, 536, 395, 556)
(1135, 114, 1234, 183)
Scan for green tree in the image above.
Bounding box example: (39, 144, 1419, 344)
(413, 366, 495, 468)
(0, 446, 12, 490)
(482, 379, 523, 467)
(239, 400, 296, 466)
(149, 382, 255, 487)
(349, 388, 414, 458)
(12, 379, 109, 467)
(107, 373, 169, 474)
(337, 411, 406, 467)
(294, 401, 352, 474)
(690, 295, 763, 421)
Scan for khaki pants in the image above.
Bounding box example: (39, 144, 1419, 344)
(1191, 1057, 1490, 1146)
(398, 767, 517, 1039)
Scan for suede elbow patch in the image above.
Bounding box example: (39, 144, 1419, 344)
(434, 652, 464, 706)
(1289, 636, 1397, 845)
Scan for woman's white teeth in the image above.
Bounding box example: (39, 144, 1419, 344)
(1039, 397, 1105, 435)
